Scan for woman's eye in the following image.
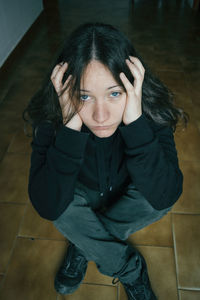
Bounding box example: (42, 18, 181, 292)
(111, 91, 121, 97)
(80, 95, 90, 101)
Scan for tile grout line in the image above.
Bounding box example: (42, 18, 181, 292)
(17, 201, 29, 238)
(0, 202, 28, 293)
(0, 234, 19, 292)
(178, 287, 200, 292)
(17, 235, 67, 242)
(171, 213, 180, 300)
(171, 211, 200, 216)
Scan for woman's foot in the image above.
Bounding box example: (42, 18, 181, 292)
(113, 252, 157, 300)
(54, 242, 88, 295)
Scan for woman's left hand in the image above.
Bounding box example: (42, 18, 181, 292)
(120, 56, 145, 125)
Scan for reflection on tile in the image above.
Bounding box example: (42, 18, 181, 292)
(19, 201, 66, 240)
(0, 131, 15, 162)
(0, 110, 24, 133)
(0, 237, 66, 300)
(156, 71, 190, 96)
(0, 274, 4, 286)
(174, 121, 200, 161)
(133, 246, 178, 300)
(58, 284, 118, 300)
(0, 153, 30, 204)
(179, 290, 200, 300)
(173, 93, 194, 117)
(138, 43, 183, 71)
(0, 203, 26, 273)
(83, 261, 115, 286)
(173, 214, 200, 288)
(172, 161, 200, 214)
(127, 212, 173, 247)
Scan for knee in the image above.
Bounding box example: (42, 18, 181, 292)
(151, 205, 172, 223)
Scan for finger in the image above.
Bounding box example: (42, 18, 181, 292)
(126, 58, 144, 81)
(129, 56, 145, 75)
(52, 62, 69, 92)
(62, 74, 72, 91)
(126, 59, 144, 95)
(119, 72, 135, 94)
(50, 64, 63, 81)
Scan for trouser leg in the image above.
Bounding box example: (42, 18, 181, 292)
(53, 181, 172, 283)
(53, 182, 143, 283)
(97, 183, 172, 241)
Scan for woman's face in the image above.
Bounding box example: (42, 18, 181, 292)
(78, 60, 127, 138)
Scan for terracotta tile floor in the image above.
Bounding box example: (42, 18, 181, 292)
(0, 0, 200, 299)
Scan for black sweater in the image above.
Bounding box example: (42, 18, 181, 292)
(28, 114, 183, 221)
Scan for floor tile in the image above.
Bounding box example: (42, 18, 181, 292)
(83, 261, 115, 286)
(173, 93, 194, 120)
(7, 127, 32, 155)
(0, 0, 199, 299)
(179, 289, 200, 300)
(156, 70, 190, 97)
(57, 284, 118, 300)
(19, 201, 65, 240)
(174, 120, 200, 161)
(0, 131, 15, 162)
(190, 101, 200, 130)
(0, 76, 42, 111)
(172, 160, 200, 214)
(0, 110, 24, 133)
(127, 212, 173, 247)
(0, 237, 66, 300)
(0, 275, 4, 290)
(138, 43, 183, 71)
(119, 282, 128, 300)
(126, 246, 179, 300)
(0, 203, 26, 273)
(173, 214, 200, 289)
(0, 153, 30, 204)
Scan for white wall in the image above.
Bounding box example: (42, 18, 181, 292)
(0, 0, 43, 67)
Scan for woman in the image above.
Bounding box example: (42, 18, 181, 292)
(23, 22, 188, 300)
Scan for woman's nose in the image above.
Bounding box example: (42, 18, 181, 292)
(92, 101, 110, 124)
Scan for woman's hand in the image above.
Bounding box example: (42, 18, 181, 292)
(50, 62, 83, 131)
(119, 56, 145, 125)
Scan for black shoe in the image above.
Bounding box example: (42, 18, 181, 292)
(112, 254, 157, 300)
(54, 242, 88, 295)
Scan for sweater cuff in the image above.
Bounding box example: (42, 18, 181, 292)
(55, 125, 90, 158)
(34, 121, 56, 146)
(119, 114, 154, 148)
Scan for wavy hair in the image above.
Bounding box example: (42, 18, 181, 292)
(22, 22, 189, 135)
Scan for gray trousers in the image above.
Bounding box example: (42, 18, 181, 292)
(53, 181, 172, 284)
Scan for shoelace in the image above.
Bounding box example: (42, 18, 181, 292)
(112, 277, 120, 284)
(63, 256, 86, 276)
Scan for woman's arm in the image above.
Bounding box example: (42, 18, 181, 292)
(28, 121, 89, 220)
(119, 114, 183, 210)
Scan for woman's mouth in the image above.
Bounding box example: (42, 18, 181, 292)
(93, 125, 111, 130)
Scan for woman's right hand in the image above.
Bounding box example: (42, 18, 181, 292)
(50, 62, 83, 131)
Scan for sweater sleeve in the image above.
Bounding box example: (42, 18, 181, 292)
(119, 114, 183, 210)
(28, 121, 90, 221)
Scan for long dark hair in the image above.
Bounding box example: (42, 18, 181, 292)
(22, 22, 188, 135)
